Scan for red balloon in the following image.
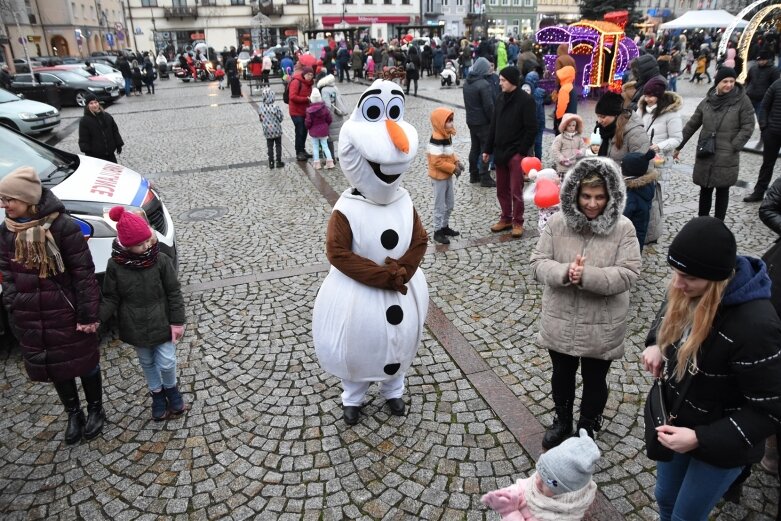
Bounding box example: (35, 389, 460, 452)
(521, 156, 543, 175)
(534, 179, 560, 208)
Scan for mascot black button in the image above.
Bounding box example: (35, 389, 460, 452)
(386, 305, 403, 325)
(381, 229, 399, 250)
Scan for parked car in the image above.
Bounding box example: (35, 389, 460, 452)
(48, 63, 124, 88)
(0, 124, 177, 279)
(0, 88, 60, 135)
(11, 69, 120, 107)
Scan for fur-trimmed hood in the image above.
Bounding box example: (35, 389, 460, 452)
(558, 113, 583, 134)
(624, 167, 660, 189)
(637, 91, 682, 115)
(560, 157, 626, 235)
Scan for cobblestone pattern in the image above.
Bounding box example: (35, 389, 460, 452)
(2, 74, 779, 520)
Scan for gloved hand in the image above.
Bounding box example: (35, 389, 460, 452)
(116, 147, 123, 155)
(76, 322, 100, 334)
(171, 325, 185, 343)
(575, 149, 584, 158)
(561, 159, 572, 166)
(454, 162, 463, 177)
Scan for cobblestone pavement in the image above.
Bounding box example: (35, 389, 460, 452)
(1, 71, 780, 520)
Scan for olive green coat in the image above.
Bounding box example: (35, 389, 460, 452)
(679, 84, 755, 188)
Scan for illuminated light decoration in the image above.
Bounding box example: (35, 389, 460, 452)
(736, 4, 781, 83)
(718, 0, 768, 62)
(535, 18, 638, 91)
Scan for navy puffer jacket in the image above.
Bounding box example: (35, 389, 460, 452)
(0, 188, 101, 382)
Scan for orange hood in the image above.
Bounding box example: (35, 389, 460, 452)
(430, 107, 456, 140)
(556, 65, 575, 86)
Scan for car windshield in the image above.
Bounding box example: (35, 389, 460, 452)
(0, 127, 74, 182)
(0, 88, 20, 103)
(66, 67, 91, 77)
(93, 63, 118, 74)
(49, 71, 87, 82)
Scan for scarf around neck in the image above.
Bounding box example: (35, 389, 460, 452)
(525, 473, 597, 521)
(708, 85, 739, 112)
(111, 239, 159, 269)
(597, 121, 617, 157)
(5, 213, 65, 278)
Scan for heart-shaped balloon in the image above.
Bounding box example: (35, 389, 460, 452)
(521, 156, 543, 175)
(534, 178, 560, 208)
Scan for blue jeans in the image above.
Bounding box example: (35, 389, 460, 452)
(311, 136, 332, 161)
(655, 452, 742, 521)
(134, 342, 177, 392)
(668, 74, 678, 92)
(291, 115, 307, 154)
(123, 77, 132, 96)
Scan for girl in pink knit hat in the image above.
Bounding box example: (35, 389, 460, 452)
(100, 206, 188, 421)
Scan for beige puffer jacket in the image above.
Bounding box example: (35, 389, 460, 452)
(530, 157, 642, 360)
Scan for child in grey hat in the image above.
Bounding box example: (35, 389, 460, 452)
(481, 429, 600, 520)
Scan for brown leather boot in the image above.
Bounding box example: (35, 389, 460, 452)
(490, 220, 512, 233)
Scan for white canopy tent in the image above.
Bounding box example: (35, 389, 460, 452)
(660, 10, 749, 29)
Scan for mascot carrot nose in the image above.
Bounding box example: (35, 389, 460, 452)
(386, 119, 409, 154)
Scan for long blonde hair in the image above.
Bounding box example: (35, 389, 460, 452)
(657, 275, 731, 381)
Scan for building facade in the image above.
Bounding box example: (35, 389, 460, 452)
(484, 0, 536, 38)
(535, 0, 579, 28)
(1, 0, 127, 65)
(314, 0, 419, 42)
(126, 0, 307, 56)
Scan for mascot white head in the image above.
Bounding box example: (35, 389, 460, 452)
(338, 79, 419, 205)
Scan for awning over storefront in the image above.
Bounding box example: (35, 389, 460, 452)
(322, 15, 411, 27)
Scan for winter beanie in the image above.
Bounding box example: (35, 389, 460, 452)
(759, 49, 772, 61)
(621, 150, 656, 178)
(595, 91, 624, 116)
(668, 217, 736, 281)
(643, 77, 667, 98)
(309, 87, 322, 103)
(589, 132, 602, 146)
(537, 429, 601, 495)
(108, 206, 152, 247)
(714, 67, 737, 86)
(0, 166, 42, 205)
(499, 66, 521, 86)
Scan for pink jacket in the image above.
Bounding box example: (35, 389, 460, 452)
(482, 477, 538, 521)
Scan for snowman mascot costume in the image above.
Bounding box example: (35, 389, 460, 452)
(313, 80, 429, 426)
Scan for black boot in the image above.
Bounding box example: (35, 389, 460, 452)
(269, 160, 275, 169)
(54, 379, 84, 445)
(480, 173, 497, 188)
(81, 370, 105, 440)
(433, 229, 450, 244)
(542, 404, 573, 450)
(469, 173, 480, 184)
(743, 190, 765, 203)
(576, 415, 602, 439)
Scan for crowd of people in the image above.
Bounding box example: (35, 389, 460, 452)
(5, 22, 781, 521)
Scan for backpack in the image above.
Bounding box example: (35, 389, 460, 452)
(283, 78, 293, 104)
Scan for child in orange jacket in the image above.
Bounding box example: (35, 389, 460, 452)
(427, 107, 463, 244)
(554, 65, 577, 135)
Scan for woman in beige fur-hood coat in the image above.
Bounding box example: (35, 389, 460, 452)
(530, 156, 641, 445)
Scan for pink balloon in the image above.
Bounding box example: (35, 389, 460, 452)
(534, 179, 560, 208)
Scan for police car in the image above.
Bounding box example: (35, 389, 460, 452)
(0, 125, 176, 278)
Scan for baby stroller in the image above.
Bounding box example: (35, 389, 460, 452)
(440, 60, 460, 87)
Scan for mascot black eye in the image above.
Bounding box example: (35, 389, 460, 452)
(386, 97, 404, 121)
(361, 97, 384, 122)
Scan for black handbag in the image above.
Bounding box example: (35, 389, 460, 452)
(644, 372, 695, 461)
(695, 110, 728, 159)
(696, 133, 716, 158)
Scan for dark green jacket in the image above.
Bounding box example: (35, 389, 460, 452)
(100, 252, 184, 347)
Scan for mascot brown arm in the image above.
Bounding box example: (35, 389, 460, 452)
(385, 208, 427, 285)
(326, 210, 414, 294)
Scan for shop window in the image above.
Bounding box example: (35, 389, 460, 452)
(141, 0, 158, 5)
(230, 0, 245, 4)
